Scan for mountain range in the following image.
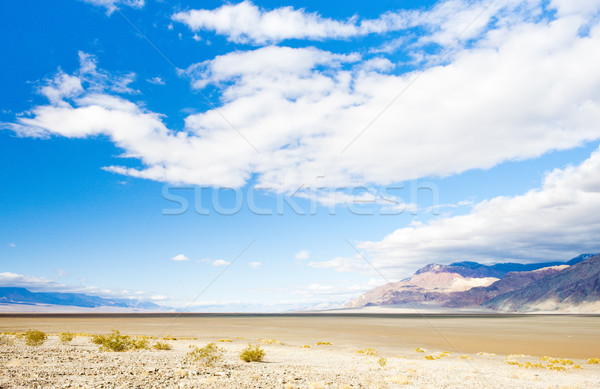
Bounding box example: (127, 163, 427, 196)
(346, 254, 600, 313)
(0, 287, 165, 311)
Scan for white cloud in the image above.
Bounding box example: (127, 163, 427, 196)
(171, 0, 546, 46)
(81, 0, 144, 14)
(212, 259, 231, 266)
(8, 243, 16, 248)
(4, 2, 600, 203)
(147, 76, 165, 85)
(170, 254, 189, 261)
(249, 261, 262, 268)
(311, 146, 600, 278)
(294, 250, 310, 261)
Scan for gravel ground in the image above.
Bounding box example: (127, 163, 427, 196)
(1, 334, 599, 388)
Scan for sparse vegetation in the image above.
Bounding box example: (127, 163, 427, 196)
(217, 338, 232, 342)
(58, 332, 74, 343)
(259, 338, 283, 345)
(186, 343, 224, 366)
(92, 330, 132, 352)
(24, 330, 47, 346)
(162, 335, 177, 340)
(415, 347, 425, 353)
(377, 357, 387, 367)
(152, 341, 172, 350)
(316, 341, 332, 346)
(424, 355, 435, 360)
(301, 344, 310, 348)
(239, 344, 266, 362)
(356, 348, 377, 356)
(587, 358, 600, 364)
(130, 336, 150, 350)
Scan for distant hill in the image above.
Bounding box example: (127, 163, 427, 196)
(484, 254, 600, 311)
(0, 287, 164, 310)
(345, 254, 599, 312)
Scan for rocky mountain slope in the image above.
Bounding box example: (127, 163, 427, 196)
(484, 254, 600, 312)
(345, 254, 598, 312)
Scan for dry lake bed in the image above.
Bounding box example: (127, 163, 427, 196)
(1, 313, 600, 388)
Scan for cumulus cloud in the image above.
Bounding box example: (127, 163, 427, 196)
(212, 259, 231, 266)
(311, 146, 600, 278)
(249, 261, 262, 268)
(4, 2, 600, 203)
(170, 254, 189, 261)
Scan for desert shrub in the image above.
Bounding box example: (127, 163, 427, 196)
(217, 338, 232, 342)
(587, 358, 600, 364)
(424, 355, 435, 360)
(356, 348, 377, 356)
(301, 344, 310, 348)
(239, 344, 265, 362)
(24, 330, 47, 346)
(316, 341, 332, 346)
(415, 347, 425, 353)
(152, 341, 172, 350)
(378, 357, 387, 367)
(59, 332, 74, 343)
(162, 335, 177, 340)
(131, 336, 150, 350)
(186, 343, 224, 366)
(92, 330, 131, 352)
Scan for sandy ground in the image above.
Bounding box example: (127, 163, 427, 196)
(1, 314, 600, 358)
(1, 332, 600, 388)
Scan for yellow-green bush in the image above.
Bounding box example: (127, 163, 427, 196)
(378, 357, 387, 367)
(186, 343, 224, 366)
(587, 358, 600, 364)
(92, 330, 132, 352)
(316, 341, 332, 346)
(59, 332, 74, 343)
(239, 344, 266, 362)
(24, 330, 47, 346)
(152, 341, 172, 350)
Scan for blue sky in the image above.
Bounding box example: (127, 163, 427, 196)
(1, 0, 600, 311)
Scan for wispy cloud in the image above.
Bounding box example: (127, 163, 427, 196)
(212, 259, 231, 267)
(81, 0, 144, 15)
(249, 261, 262, 268)
(294, 250, 310, 261)
(7, 243, 16, 248)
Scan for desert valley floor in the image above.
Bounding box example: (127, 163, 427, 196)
(1, 314, 600, 388)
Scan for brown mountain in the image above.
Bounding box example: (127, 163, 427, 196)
(484, 254, 600, 312)
(345, 254, 596, 310)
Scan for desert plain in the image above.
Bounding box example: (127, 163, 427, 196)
(1, 313, 600, 388)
